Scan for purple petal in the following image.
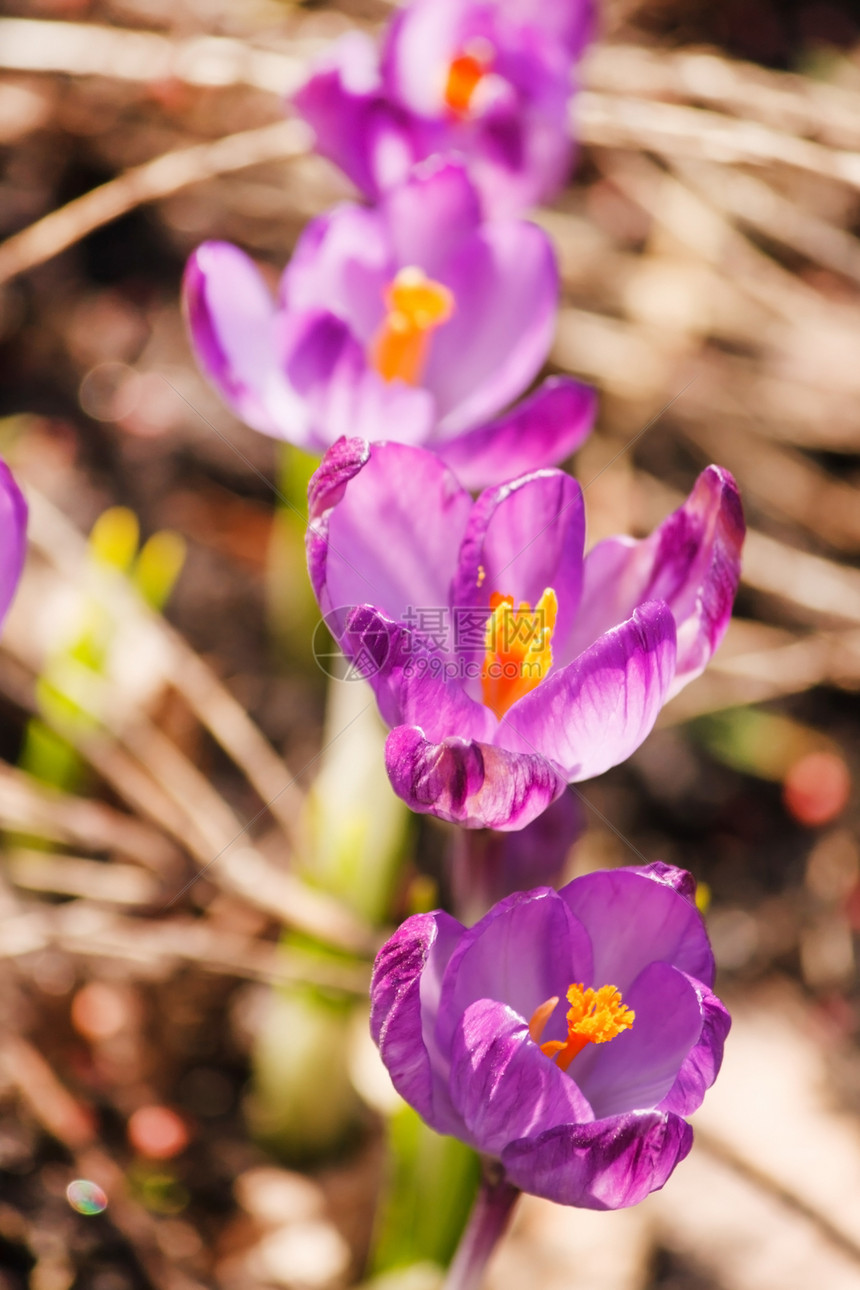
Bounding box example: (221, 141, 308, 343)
(438, 887, 593, 1059)
(381, 158, 483, 279)
(572, 962, 706, 1119)
(425, 217, 559, 434)
(385, 726, 566, 830)
(437, 377, 597, 491)
(558, 867, 716, 993)
(497, 602, 677, 780)
(497, 0, 597, 56)
(658, 979, 731, 1117)
(380, 0, 463, 116)
(307, 435, 369, 523)
(306, 436, 371, 616)
(449, 1000, 593, 1157)
(502, 1110, 693, 1209)
(292, 32, 426, 200)
(451, 469, 585, 670)
(309, 441, 472, 628)
(473, 114, 573, 219)
(281, 204, 393, 343)
(571, 467, 745, 697)
(370, 910, 466, 1136)
(343, 605, 496, 743)
(183, 242, 308, 442)
(631, 861, 699, 904)
(0, 461, 27, 628)
(279, 310, 435, 450)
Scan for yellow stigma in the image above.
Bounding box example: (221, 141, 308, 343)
(527, 995, 559, 1044)
(530, 984, 635, 1073)
(481, 587, 557, 719)
(371, 266, 455, 386)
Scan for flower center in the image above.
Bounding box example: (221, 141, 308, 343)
(371, 267, 455, 386)
(481, 587, 557, 719)
(528, 984, 635, 1073)
(443, 41, 495, 116)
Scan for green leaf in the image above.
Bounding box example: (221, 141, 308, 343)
(370, 1104, 481, 1275)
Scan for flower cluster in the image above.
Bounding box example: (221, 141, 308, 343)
(182, 0, 744, 1226)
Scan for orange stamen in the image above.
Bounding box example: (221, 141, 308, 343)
(371, 267, 454, 385)
(444, 53, 486, 115)
(443, 40, 495, 117)
(481, 587, 558, 719)
(532, 984, 635, 1073)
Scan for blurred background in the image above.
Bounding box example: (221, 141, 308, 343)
(0, 0, 859, 1287)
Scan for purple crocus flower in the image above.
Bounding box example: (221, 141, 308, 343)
(293, 0, 594, 217)
(371, 863, 729, 1209)
(183, 159, 595, 490)
(0, 461, 27, 630)
(308, 439, 744, 831)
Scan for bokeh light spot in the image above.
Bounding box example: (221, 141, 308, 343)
(128, 1105, 190, 1160)
(66, 1179, 108, 1215)
(71, 982, 127, 1041)
(783, 750, 851, 827)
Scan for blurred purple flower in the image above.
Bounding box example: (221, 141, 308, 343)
(371, 863, 729, 1209)
(0, 461, 27, 630)
(293, 0, 594, 216)
(308, 439, 744, 830)
(183, 160, 594, 489)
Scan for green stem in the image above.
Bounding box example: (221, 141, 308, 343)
(443, 1165, 520, 1290)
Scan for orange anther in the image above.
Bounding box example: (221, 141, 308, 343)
(481, 587, 557, 719)
(444, 52, 486, 116)
(540, 983, 635, 1072)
